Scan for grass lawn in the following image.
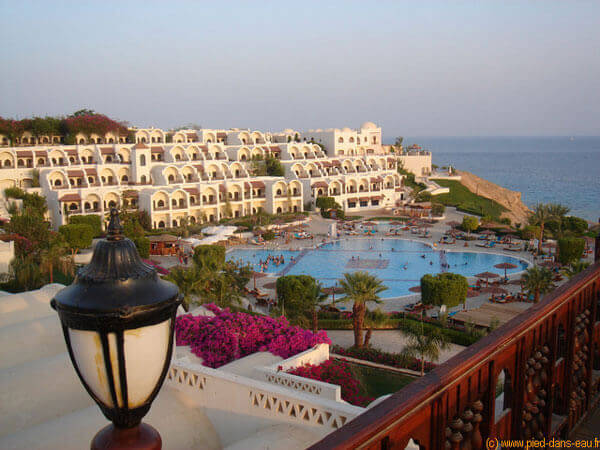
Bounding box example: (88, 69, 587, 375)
(348, 362, 415, 399)
(434, 180, 507, 219)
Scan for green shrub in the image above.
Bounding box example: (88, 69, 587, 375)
(193, 245, 225, 271)
(563, 216, 589, 236)
(262, 230, 275, 241)
(421, 273, 468, 308)
(557, 237, 585, 265)
(434, 180, 507, 219)
(132, 236, 150, 259)
(431, 203, 445, 217)
(461, 216, 479, 234)
(276, 275, 317, 317)
(315, 196, 343, 218)
(4, 187, 26, 199)
(59, 223, 94, 254)
(69, 214, 103, 237)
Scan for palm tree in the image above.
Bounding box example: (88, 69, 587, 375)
(529, 204, 553, 254)
(522, 266, 554, 303)
(339, 271, 387, 348)
(547, 203, 570, 238)
(400, 316, 450, 376)
(307, 281, 328, 333)
(40, 239, 68, 284)
(164, 265, 204, 311)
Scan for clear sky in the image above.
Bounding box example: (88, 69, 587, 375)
(1, 1, 598, 138)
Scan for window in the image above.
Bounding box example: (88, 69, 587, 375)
(495, 369, 512, 421)
(140, 155, 146, 166)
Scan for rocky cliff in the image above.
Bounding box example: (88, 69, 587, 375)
(456, 170, 532, 226)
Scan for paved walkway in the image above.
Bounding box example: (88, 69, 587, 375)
(324, 330, 465, 364)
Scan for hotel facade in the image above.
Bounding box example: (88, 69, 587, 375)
(0, 122, 431, 230)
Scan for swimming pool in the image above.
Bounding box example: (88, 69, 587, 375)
(227, 238, 529, 298)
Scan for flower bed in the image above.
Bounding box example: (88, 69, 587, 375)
(288, 359, 373, 407)
(332, 345, 436, 373)
(176, 304, 331, 368)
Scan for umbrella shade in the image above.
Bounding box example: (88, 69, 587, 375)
(480, 286, 509, 295)
(263, 282, 277, 290)
(419, 223, 434, 228)
(389, 221, 403, 225)
(363, 221, 377, 226)
(446, 220, 461, 227)
(495, 262, 518, 278)
(505, 234, 519, 240)
(508, 278, 524, 285)
(479, 230, 495, 235)
(475, 272, 500, 279)
(542, 241, 557, 248)
(299, 223, 310, 228)
(252, 271, 268, 278)
(408, 286, 421, 293)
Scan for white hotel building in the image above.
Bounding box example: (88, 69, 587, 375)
(0, 122, 431, 230)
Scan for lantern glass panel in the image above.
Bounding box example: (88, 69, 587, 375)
(68, 319, 172, 410)
(124, 319, 171, 408)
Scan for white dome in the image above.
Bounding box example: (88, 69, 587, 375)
(342, 127, 352, 133)
(361, 121, 377, 130)
(283, 128, 294, 133)
(315, 128, 322, 132)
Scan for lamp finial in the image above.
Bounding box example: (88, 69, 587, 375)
(107, 208, 124, 241)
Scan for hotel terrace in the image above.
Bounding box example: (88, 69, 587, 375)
(0, 122, 431, 229)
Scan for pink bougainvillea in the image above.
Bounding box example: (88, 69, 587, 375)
(175, 304, 331, 368)
(288, 359, 373, 407)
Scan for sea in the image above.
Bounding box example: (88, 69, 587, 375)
(396, 137, 600, 223)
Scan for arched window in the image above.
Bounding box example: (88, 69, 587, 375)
(3, 159, 12, 167)
(168, 174, 175, 183)
(338, 137, 344, 143)
(121, 175, 128, 183)
(175, 154, 181, 161)
(79, 138, 85, 144)
(276, 207, 282, 213)
(54, 179, 62, 186)
(141, 175, 147, 184)
(105, 156, 112, 163)
(276, 189, 282, 195)
(172, 219, 178, 227)
(157, 199, 165, 208)
(171, 199, 177, 207)
(158, 220, 165, 228)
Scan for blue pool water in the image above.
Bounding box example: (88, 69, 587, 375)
(227, 238, 529, 298)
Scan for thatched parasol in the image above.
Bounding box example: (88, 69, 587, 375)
(494, 262, 518, 278)
(408, 286, 421, 293)
(446, 220, 461, 228)
(479, 230, 495, 235)
(389, 221, 403, 226)
(263, 281, 277, 290)
(475, 271, 500, 287)
(363, 221, 377, 226)
(480, 286, 509, 295)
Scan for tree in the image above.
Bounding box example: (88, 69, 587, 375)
(546, 203, 570, 238)
(40, 235, 68, 283)
(431, 203, 445, 217)
(276, 275, 326, 328)
(521, 225, 541, 240)
(59, 223, 94, 256)
(420, 273, 468, 308)
(339, 271, 387, 348)
(529, 203, 555, 254)
(193, 245, 225, 272)
(265, 156, 284, 176)
(557, 237, 585, 266)
(522, 266, 554, 303)
(69, 214, 103, 237)
(400, 315, 450, 376)
(461, 215, 479, 236)
(394, 136, 404, 148)
(164, 265, 204, 311)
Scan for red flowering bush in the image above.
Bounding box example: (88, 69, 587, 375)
(288, 359, 373, 407)
(175, 304, 331, 368)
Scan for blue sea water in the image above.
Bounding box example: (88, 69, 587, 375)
(399, 137, 600, 222)
(227, 238, 527, 298)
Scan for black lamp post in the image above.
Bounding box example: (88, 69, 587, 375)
(51, 209, 180, 449)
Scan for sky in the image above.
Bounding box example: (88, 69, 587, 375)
(1, 1, 599, 138)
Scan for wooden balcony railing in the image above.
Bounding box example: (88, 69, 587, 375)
(311, 260, 600, 450)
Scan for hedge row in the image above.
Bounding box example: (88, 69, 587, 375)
(319, 318, 479, 346)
